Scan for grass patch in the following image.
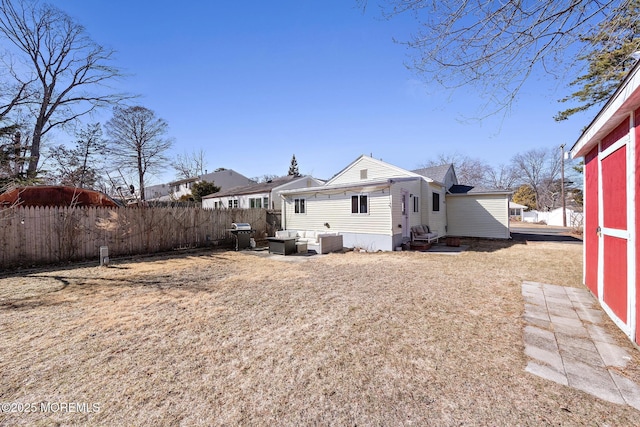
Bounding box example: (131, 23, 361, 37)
(1, 239, 638, 425)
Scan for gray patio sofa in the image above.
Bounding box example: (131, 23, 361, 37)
(275, 230, 343, 254)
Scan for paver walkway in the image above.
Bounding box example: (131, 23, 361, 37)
(522, 281, 640, 411)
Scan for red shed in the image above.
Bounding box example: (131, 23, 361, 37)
(570, 61, 640, 345)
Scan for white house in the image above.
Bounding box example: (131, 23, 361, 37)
(522, 207, 584, 227)
(202, 175, 323, 210)
(144, 169, 253, 202)
(509, 201, 528, 220)
(279, 155, 511, 251)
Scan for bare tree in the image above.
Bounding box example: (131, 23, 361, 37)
(48, 123, 107, 188)
(105, 106, 173, 201)
(251, 174, 279, 183)
(0, 0, 130, 179)
(484, 163, 519, 190)
(421, 152, 491, 186)
(361, 0, 619, 114)
(511, 147, 561, 211)
(174, 149, 207, 179)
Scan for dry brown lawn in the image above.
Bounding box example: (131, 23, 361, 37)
(1, 238, 639, 426)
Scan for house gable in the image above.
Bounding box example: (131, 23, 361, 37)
(327, 155, 422, 186)
(412, 164, 457, 190)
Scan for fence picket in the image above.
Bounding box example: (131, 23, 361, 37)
(0, 206, 269, 268)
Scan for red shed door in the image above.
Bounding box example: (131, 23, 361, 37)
(600, 139, 629, 325)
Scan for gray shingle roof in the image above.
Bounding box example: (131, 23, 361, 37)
(449, 184, 511, 195)
(202, 175, 300, 198)
(411, 164, 452, 183)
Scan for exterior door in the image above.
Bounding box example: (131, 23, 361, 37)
(401, 190, 409, 238)
(597, 118, 633, 336)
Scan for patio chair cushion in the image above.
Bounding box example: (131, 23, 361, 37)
(412, 225, 432, 236)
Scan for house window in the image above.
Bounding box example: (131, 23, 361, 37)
(214, 201, 218, 209)
(360, 169, 368, 180)
(228, 200, 233, 209)
(294, 198, 305, 214)
(432, 193, 440, 212)
(263, 197, 269, 208)
(413, 196, 419, 213)
(234, 200, 238, 208)
(351, 194, 368, 214)
(249, 198, 262, 208)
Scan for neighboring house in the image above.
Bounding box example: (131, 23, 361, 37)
(279, 155, 511, 252)
(144, 183, 171, 201)
(200, 169, 254, 191)
(509, 201, 528, 219)
(201, 175, 323, 210)
(570, 60, 640, 345)
(168, 177, 199, 200)
(144, 169, 254, 201)
(522, 207, 584, 227)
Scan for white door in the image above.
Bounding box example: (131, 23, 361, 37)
(401, 189, 410, 238)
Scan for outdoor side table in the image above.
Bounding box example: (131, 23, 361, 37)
(267, 237, 296, 255)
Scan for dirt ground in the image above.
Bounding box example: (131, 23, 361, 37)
(1, 237, 638, 426)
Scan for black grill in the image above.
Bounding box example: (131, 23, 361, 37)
(228, 223, 255, 251)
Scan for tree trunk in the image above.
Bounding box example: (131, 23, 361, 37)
(138, 153, 145, 201)
(27, 123, 44, 179)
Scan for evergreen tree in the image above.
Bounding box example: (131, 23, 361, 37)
(288, 154, 300, 176)
(191, 181, 220, 202)
(556, 0, 640, 121)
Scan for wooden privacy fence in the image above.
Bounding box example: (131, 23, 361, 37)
(0, 206, 268, 268)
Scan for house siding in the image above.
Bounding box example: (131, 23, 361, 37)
(425, 183, 447, 237)
(442, 168, 457, 192)
(329, 157, 415, 185)
(202, 176, 322, 210)
(284, 189, 392, 236)
(390, 180, 422, 241)
(446, 194, 509, 239)
(269, 177, 323, 210)
(204, 192, 270, 209)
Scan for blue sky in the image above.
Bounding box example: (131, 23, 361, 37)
(53, 0, 586, 184)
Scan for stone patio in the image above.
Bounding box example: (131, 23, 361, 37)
(522, 281, 640, 411)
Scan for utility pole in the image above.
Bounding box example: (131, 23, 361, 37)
(560, 144, 566, 227)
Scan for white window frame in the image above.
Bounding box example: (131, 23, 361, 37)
(249, 197, 262, 209)
(351, 194, 369, 214)
(294, 198, 306, 214)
